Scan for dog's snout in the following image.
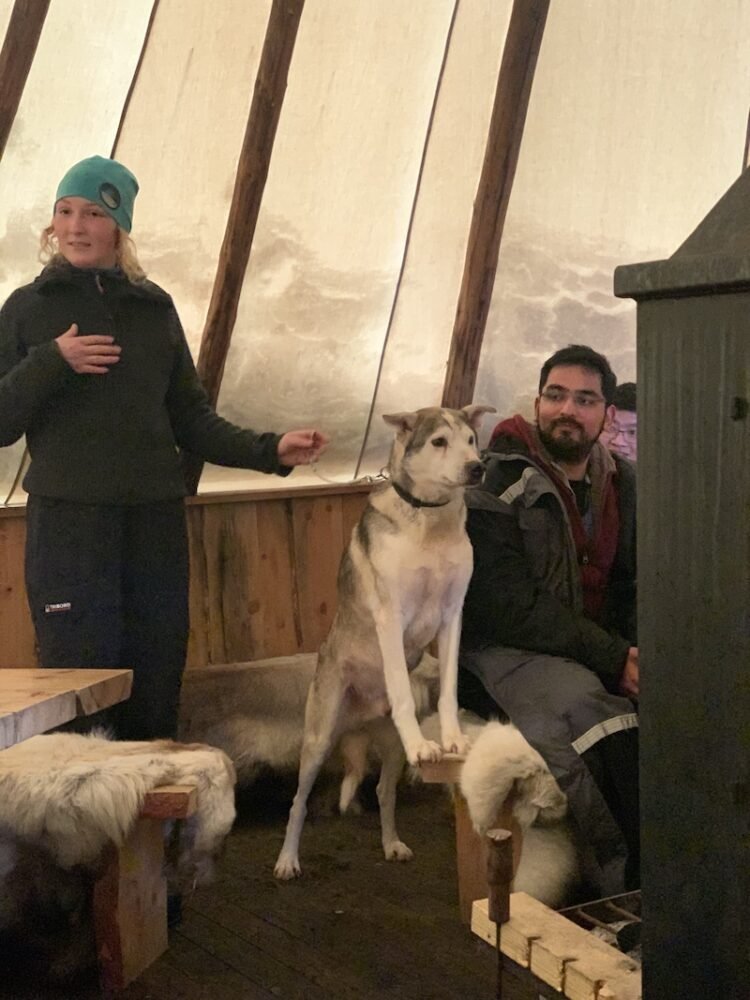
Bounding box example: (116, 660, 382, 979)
(466, 461, 484, 485)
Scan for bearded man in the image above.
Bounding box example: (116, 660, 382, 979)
(459, 344, 639, 897)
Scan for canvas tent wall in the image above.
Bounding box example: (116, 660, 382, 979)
(1, 0, 749, 502)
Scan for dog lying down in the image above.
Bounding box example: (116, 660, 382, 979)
(420, 709, 580, 909)
(275, 405, 495, 880)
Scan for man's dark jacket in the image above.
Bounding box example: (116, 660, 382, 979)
(463, 415, 637, 679)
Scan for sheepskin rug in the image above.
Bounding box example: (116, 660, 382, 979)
(0, 732, 236, 884)
(0, 732, 236, 987)
(421, 710, 580, 908)
(179, 651, 440, 798)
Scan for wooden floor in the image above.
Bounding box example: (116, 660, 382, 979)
(15, 777, 499, 999)
(129, 779, 497, 1000)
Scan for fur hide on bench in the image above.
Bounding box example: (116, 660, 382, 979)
(0, 732, 236, 879)
(178, 651, 440, 801)
(0, 732, 236, 987)
(421, 710, 581, 909)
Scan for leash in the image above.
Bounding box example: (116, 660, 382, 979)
(309, 459, 388, 488)
(308, 462, 450, 510)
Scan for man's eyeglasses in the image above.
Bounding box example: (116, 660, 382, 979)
(610, 423, 637, 439)
(539, 388, 605, 409)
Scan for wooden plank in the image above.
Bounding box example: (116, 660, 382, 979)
(0, 689, 76, 745)
(141, 784, 198, 820)
(0, 711, 15, 748)
(418, 752, 466, 784)
(340, 489, 371, 548)
(442, 0, 550, 408)
(0, 667, 132, 714)
(0, 0, 51, 160)
(0, 515, 35, 669)
(184, 0, 306, 494)
(291, 494, 345, 652)
(0, 668, 132, 746)
(93, 819, 168, 994)
(253, 499, 300, 656)
(472, 894, 641, 1000)
(185, 502, 212, 669)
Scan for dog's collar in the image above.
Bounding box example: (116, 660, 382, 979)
(391, 480, 450, 509)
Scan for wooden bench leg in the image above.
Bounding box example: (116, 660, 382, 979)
(453, 790, 522, 925)
(92, 817, 169, 995)
(91, 785, 197, 993)
(418, 756, 522, 925)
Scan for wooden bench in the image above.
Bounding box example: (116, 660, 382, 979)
(418, 753, 522, 924)
(92, 783, 197, 996)
(472, 889, 642, 999)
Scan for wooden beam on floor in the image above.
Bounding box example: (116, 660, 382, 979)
(441, 0, 549, 409)
(0, 0, 51, 161)
(184, 0, 305, 495)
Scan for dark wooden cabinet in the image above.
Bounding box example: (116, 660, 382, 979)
(615, 169, 750, 1000)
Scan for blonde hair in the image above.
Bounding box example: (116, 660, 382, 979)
(39, 224, 147, 284)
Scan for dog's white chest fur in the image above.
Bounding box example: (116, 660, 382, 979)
(350, 508, 472, 658)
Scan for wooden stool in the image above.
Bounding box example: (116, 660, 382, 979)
(92, 784, 197, 995)
(419, 753, 521, 924)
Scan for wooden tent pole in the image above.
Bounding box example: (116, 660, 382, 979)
(0, 0, 51, 161)
(184, 0, 305, 495)
(441, 0, 549, 410)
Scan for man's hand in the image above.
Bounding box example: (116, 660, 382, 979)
(619, 646, 639, 700)
(55, 323, 121, 374)
(278, 429, 329, 467)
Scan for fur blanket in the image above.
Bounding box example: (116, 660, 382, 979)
(0, 732, 236, 884)
(179, 651, 440, 795)
(421, 710, 580, 908)
(0, 732, 236, 987)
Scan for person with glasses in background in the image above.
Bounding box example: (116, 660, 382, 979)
(458, 345, 639, 898)
(600, 381, 637, 462)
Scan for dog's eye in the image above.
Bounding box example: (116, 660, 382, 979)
(432, 437, 448, 448)
(468, 434, 475, 445)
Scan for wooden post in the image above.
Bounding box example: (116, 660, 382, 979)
(183, 0, 305, 494)
(441, 0, 549, 409)
(0, 0, 51, 161)
(92, 785, 198, 994)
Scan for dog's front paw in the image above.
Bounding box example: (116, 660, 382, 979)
(384, 839, 414, 862)
(442, 732, 471, 756)
(274, 853, 302, 880)
(406, 739, 443, 765)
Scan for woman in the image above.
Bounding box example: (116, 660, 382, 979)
(0, 155, 329, 740)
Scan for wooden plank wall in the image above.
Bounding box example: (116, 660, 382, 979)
(0, 483, 370, 670)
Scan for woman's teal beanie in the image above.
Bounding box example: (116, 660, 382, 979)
(55, 155, 139, 233)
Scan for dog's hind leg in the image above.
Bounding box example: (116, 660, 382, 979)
(436, 613, 471, 755)
(338, 729, 369, 815)
(371, 719, 413, 862)
(274, 672, 345, 880)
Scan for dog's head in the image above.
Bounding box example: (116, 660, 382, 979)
(382, 405, 496, 496)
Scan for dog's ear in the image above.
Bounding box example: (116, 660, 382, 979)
(461, 405, 497, 431)
(383, 411, 418, 435)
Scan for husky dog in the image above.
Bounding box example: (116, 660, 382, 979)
(274, 404, 495, 879)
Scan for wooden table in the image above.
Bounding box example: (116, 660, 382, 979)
(0, 668, 133, 748)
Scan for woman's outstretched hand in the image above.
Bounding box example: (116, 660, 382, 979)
(278, 429, 330, 467)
